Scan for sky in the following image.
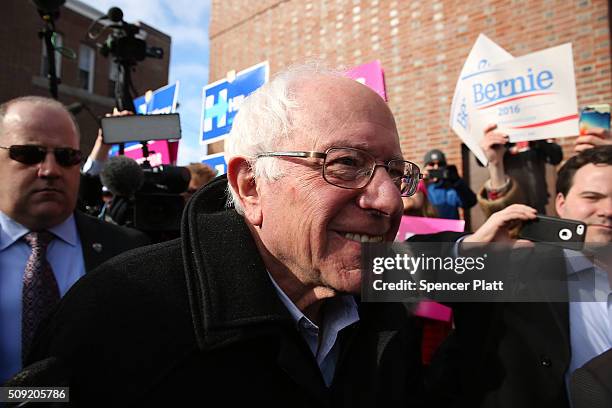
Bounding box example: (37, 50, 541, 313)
(79, 0, 211, 165)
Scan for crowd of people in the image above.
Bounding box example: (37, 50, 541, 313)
(0, 62, 610, 407)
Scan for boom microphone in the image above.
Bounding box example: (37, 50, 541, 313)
(100, 156, 144, 198)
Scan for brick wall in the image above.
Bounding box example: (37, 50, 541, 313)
(210, 0, 610, 163)
(209, 0, 611, 227)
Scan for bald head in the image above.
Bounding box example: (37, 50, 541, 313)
(0, 96, 81, 230)
(0, 96, 79, 142)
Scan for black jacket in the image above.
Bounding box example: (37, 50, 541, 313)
(26, 176, 425, 407)
(73, 211, 150, 272)
(410, 232, 571, 408)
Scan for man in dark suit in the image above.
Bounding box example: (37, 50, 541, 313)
(0, 96, 149, 382)
(16, 65, 425, 406)
(421, 145, 612, 408)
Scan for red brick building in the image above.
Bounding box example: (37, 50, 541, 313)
(208, 0, 611, 227)
(0, 0, 171, 156)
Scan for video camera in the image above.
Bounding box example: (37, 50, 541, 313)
(135, 164, 190, 233)
(98, 7, 163, 66)
(88, 7, 164, 113)
(93, 155, 190, 241)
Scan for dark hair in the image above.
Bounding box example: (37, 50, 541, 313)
(556, 145, 612, 196)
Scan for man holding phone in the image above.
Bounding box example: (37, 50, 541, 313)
(422, 149, 477, 219)
(421, 145, 612, 407)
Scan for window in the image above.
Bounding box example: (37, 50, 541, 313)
(78, 44, 95, 92)
(40, 33, 62, 79)
(108, 61, 119, 97)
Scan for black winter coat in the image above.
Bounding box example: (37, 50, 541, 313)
(25, 176, 425, 407)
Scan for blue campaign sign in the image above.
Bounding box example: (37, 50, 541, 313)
(110, 82, 180, 155)
(201, 61, 269, 144)
(202, 153, 227, 175)
(134, 81, 180, 114)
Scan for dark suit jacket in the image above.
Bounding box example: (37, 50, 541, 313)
(571, 348, 612, 408)
(410, 232, 571, 408)
(25, 177, 425, 407)
(73, 211, 150, 272)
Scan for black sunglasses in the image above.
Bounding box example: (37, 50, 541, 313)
(0, 145, 82, 167)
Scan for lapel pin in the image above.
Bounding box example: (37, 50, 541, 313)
(92, 243, 103, 253)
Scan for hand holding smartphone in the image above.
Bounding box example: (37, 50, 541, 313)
(518, 215, 586, 251)
(579, 104, 610, 135)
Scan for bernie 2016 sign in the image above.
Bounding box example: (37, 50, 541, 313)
(450, 36, 579, 166)
(464, 43, 578, 147)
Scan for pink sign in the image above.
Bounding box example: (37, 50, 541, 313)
(344, 60, 387, 101)
(123, 140, 179, 166)
(395, 215, 465, 241)
(414, 301, 453, 322)
(395, 215, 463, 323)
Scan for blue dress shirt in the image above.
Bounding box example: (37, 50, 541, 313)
(0, 211, 85, 382)
(564, 249, 612, 397)
(268, 273, 359, 386)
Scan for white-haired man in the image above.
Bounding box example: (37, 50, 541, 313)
(15, 65, 426, 406)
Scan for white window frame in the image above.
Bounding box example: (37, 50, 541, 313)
(78, 44, 96, 93)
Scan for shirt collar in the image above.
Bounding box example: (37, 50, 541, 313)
(267, 271, 359, 329)
(0, 211, 78, 250)
(564, 249, 596, 275)
(564, 249, 612, 297)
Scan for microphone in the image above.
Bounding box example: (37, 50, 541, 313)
(100, 156, 144, 198)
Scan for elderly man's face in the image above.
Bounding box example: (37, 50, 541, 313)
(556, 163, 612, 243)
(255, 77, 404, 294)
(0, 102, 81, 231)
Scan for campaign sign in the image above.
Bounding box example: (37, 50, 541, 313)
(202, 152, 227, 176)
(134, 82, 179, 115)
(345, 60, 387, 101)
(201, 62, 269, 145)
(450, 34, 514, 165)
(395, 215, 465, 241)
(110, 82, 180, 164)
(123, 140, 175, 167)
(464, 43, 578, 148)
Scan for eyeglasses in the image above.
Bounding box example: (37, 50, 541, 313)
(0, 145, 82, 167)
(256, 147, 422, 197)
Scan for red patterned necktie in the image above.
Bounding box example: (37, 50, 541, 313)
(21, 231, 59, 363)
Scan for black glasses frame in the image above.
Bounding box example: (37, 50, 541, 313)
(256, 147, 422, 197)
(0, 144, 82, 167)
